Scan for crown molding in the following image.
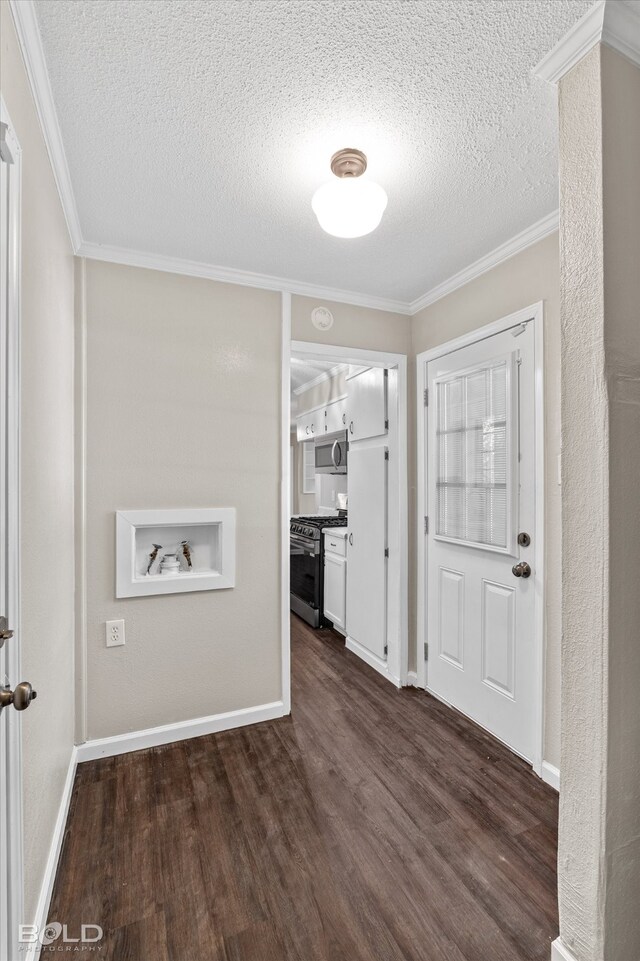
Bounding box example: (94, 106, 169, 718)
(408, 210, 559, 315)
(292, 363, 348, 396)
(77, 241, 412, 314)
(534, 1, 640, 84)
(9, 0, 82, 249)
(603, 0, 640, 70)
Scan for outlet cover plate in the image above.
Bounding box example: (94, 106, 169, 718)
(106, 619, 125, 647)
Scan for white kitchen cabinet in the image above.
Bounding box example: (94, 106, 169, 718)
(296, 409, 319, 442)
(323, 530, 347, 631)
(324, 397, 347, 435)
(346, 367, 387, 441)
(346, 445, 387, 658)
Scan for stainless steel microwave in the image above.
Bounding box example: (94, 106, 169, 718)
(315, 431, 348, 474)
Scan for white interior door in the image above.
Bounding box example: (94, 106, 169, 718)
(347, 445, 388, 658)
(1, 107, 23, 961)
(425, 322, 537, 761)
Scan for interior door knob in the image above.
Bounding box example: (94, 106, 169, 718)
(512, 562, 532, 579)
(0, 681, 37, 714)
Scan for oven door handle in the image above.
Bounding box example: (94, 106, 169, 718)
(290, 534, 319, 555)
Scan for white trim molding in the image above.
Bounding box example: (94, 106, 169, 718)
(76, 701, 287, 762)
(346, 637, 401, 689)
(551, 938, 579, 961)
(535, 0, 640, 84)
(541, 761, 561, 792)
(25, 748, 78, 961)
(77, 241, 411, 315)
(290, 340, 409, 687)
(8, 0, 82, 249)
(1, 94, 25, 961)
(409, 211, 558, 315)
(280, 293, 292, 715)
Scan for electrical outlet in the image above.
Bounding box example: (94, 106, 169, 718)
(106, 618, 125, 648)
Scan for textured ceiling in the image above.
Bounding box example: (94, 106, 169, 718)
(34, 0, 594, 302)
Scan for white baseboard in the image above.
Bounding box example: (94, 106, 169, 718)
(405, 670, 420, 688)
(551, 937, 579, 961)
(26, 746, 78, 959)
(541, 760, 561, 791)
(76, 700, 287, 762)
(345, 637, 401, 689)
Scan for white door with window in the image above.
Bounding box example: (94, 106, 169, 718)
(425, 320, 537, 761)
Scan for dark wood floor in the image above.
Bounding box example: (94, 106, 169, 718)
(45, 616, 558, 961)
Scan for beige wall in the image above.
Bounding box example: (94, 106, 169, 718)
(292, 296, 411, 355)
(80, 260, 282, 739)
(1, 1, 76, 921)
(411, 232, 561, 767)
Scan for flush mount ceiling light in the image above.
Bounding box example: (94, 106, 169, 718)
(312, 148, 388, 239)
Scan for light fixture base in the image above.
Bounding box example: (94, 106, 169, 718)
(330, 148, 367, 179)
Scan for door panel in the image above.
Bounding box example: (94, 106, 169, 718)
(347, 368, 387, 441)
(481, 580, 515, 698)
(323, 552, 346, 630)
(426, 322, 536, 761)
(438, 568, 464, 668)
(347, 445, 387, 658)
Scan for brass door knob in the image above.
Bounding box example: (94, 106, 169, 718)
(0, 681, 37, 714)
(512, 562, 532, 579)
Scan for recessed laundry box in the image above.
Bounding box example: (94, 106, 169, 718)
(115, 508, 236, 597)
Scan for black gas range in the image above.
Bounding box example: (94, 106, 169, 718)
(290, 514, 347, 627)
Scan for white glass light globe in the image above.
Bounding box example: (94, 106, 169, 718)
(312, 177, 388, 238)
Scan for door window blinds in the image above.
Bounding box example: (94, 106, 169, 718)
(435, 359, 509, 548)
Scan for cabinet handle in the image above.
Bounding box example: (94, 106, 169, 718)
(342, 412, 346, 425)
(306, 426, 309, 435)
(349, 421, 354, 435)
(349, 533, 353, 546)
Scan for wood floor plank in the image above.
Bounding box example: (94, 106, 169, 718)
(45, 614, 559, 960)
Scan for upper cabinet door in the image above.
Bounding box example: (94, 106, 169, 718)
(296, 410, 318, 442)
(347, 368, 387, 441)
(324, 397, 347, 435)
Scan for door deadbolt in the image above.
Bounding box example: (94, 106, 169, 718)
(517, 532, 531, 547)
(0, 681, 37, 714)
(512, 562, 532, 579)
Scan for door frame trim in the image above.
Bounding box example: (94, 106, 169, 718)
(1, 95, 24, 961)
(416, 302, 546, 776)
(287, 337, 409, 687)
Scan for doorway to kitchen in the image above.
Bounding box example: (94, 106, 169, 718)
(285, 338, 408, 692)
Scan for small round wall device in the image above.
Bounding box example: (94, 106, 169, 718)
(311, 306, 334, 331)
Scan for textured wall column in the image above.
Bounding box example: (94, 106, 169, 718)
(557, 43, 640, 961)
